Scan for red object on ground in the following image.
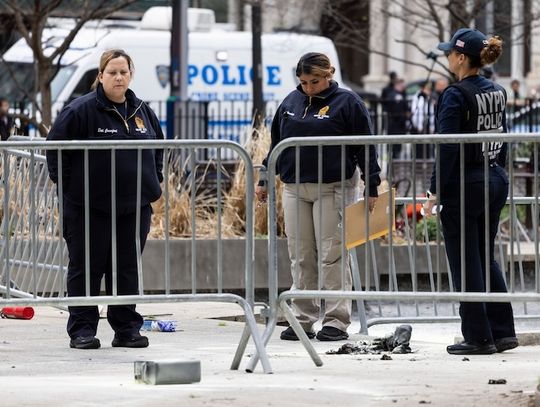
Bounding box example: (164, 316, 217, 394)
(1, 307, 34, 320)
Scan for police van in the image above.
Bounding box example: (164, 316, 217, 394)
(0, 6, 344, 149)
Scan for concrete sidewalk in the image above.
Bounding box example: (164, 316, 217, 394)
(0, 302, 538, 407)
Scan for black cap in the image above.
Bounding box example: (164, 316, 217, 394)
(438, 28, 488, 58)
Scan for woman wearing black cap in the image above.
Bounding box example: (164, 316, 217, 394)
(256, 52, 381, 342)
(423, 29, 518, 355)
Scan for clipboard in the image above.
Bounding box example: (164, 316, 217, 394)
(345, 188, 395, 249)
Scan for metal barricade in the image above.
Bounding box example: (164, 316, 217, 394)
(248, 133, 540, 369)
(0, 147, 66, 301)
(0, 137, 271, 374)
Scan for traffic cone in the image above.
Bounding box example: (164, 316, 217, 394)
(1, 307, 34, 319)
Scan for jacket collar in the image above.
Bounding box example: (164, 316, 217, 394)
(295, 80, 339, 100)
(95, 83, 140, 110)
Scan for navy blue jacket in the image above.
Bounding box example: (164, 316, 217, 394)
(263, 81, 381, 196)
(0, 114, 14, 141)
(429, 75, 508, 202)
(46, 84, 163, 213)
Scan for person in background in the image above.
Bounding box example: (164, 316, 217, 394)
(508, 79, 524, 113)
(46, 49, 163, 350)
(256, 52, 381, 342)
(410, 81, 435, 158)
(0, 97, 14, 140)
(381, 71, 398, 102)
(380, 71, 398, 135)
(423, 28, 517, 355)
(385, 77, 409, 158)
(510, 79, 521, 100)
(433, 77, 449, 101)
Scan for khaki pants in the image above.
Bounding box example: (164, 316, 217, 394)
(283, 177, 357, 332)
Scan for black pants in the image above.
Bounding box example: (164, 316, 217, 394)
(440, 166, 515, 343)
(63, 202, 151, 339)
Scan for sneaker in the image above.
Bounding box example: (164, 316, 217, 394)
(280, 326, 316, 341)
(316, 326, 349, 341)
(446, 341, 497, 355)
(70, 336, 101, 349)
(494, 337, 519, 353)
(112, 333, 149, 348)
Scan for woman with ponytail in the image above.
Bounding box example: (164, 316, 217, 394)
(423, 29, 518, 355)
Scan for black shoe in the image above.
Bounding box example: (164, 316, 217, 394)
(70, 336, 101, 349)
(446, 341, 497, 355)
(280, 326, 316, 341)
(494, 337, 519, 353)
(316, 326, 349, 341)
(112, 333, 149, 348)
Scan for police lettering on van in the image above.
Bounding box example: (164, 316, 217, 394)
(188, 64, 280, 86)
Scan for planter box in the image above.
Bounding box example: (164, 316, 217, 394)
(141, 238, 292, 291)
(141, 238, 509, 291)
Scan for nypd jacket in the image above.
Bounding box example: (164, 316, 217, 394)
(46, 84, 163, 213)
(262, 81, 381, 196)
(429, 75, 508, 202)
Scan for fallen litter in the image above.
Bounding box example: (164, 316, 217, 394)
(0, 307, 34, 320)
(488, 379, 507, 385)
(326, 325, 413, 355)
(141, 319, 177, 332)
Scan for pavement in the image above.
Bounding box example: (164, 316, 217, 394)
(1, 302, 539, 407)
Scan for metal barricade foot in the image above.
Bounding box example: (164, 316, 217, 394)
(279, 300, 323, 367)
(231, 324, 251, 371)
(245, 313, 276, 373)
(235, 298, 273, 374)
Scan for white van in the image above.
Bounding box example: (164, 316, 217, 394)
(0, 7, 343, 146)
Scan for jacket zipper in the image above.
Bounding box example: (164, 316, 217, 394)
(107, 101, 143, 132)
(302, 94, 325, 119)
(302, 96, 312, 119)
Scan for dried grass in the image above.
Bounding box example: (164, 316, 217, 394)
(149, 125, 286, 239)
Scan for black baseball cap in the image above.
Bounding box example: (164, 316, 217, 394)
(438, 28, 488, 58)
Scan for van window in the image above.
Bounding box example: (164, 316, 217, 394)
(68, 68, 98, 102)
(0, 62, 35, 101)
(51, 65, 76, 102)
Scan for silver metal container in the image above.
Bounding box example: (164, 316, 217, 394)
(134, 359, 201, 385)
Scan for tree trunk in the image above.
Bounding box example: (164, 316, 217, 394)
(38, 64, 53, 136)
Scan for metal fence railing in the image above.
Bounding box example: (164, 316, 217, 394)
(3, 133, 540, 372)
(0, 137, 271, 374)
(247, 133, 540, 370)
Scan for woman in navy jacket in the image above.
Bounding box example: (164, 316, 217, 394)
(423, 29, 517, 355)
(256, 53, 381, 342)
(47, 49, 163, 350)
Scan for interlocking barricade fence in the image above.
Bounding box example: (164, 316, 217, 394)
(0, 137, 271, 374)
(247, 133, 540, 370)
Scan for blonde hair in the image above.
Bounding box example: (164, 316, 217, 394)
(295, 52, 335, 79)
(480, 36, 503, 66)
(91, 49, 134, 89)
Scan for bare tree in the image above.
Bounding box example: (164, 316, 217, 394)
(1, 0, 138, 135)
(320, 0, 540, 82)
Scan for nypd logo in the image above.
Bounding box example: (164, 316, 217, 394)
(155, 65, 169, 89)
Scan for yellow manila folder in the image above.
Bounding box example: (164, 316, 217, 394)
(345, 188, 395, 250)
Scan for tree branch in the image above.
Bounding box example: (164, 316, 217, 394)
(48, 0, 138, 63)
